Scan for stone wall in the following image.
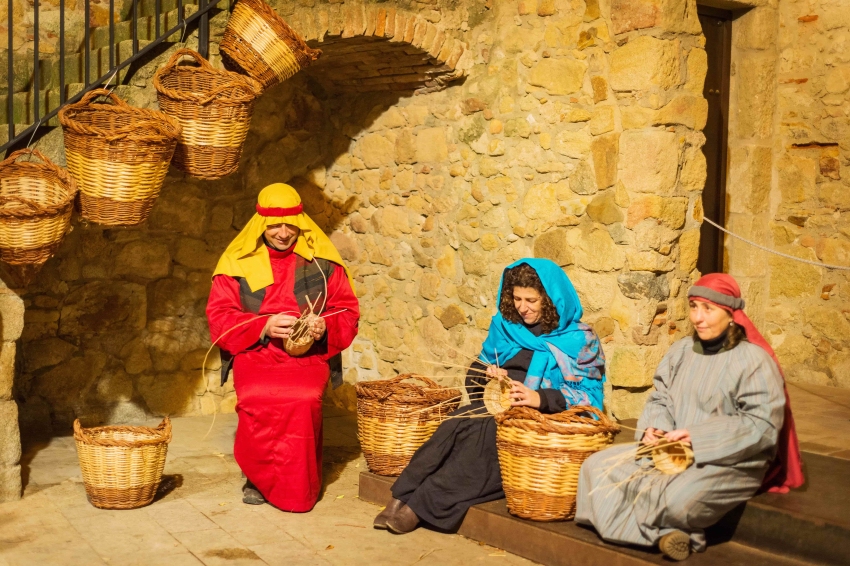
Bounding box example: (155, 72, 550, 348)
(12, 0, 710, 438)
(0, 276, 24, 501)
(724, 0, 850, 388)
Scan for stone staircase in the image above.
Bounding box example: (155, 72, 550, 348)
(1, 0, 201, 135)
(359, 448, 850, 565)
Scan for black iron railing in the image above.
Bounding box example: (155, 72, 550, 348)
(3, 0, 224, 153)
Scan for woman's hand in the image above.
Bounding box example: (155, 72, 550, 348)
(306, 314, 326, 341)
(486, 365, 509, 382)
(641, 427, 665, 446)
(509, 380, 541, 409)
(262, 314, 298, 340)
(663, 429, 692, 445)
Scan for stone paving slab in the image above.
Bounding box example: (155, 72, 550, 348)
(1, 408, 533, 566)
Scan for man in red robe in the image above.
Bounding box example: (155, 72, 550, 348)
(206, 183, 360, 512)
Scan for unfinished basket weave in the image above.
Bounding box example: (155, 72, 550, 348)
(59, 88, 181, 226)
(356, 374, 461, 476)
(0, 149, 77, 266)
(154, 48, 262, 180)
(220, 0, 321, 89)
(74, 417, 171, 510)
(495, 406, 619, 521)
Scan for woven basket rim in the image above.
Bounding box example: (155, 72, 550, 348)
(355, 373, 461, 405)
(230, 0, 322, 62)
(0, 149, 78, 218)
(59, 88, 182, 142)
(73, 416, 172, 447)
(153, 48, 262, 104)
(495, 406, 620, 436)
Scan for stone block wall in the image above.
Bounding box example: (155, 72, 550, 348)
(0, 276, 23, 501)
(11, 0, 710, 438)
(725, 0, 850, 388)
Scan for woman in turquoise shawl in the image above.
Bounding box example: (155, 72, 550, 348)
(374, 258, 606, 534)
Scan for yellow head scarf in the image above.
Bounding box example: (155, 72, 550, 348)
(213, 183, 351, 292)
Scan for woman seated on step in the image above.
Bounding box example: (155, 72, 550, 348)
(575, 273, 804, 562)
(373, 258, 606, 534)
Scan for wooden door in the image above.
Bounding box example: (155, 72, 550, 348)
(697, 7, 732, 274)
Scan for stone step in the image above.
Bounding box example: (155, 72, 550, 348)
(90, 4, 199, 51)
(359, 450, 850, 566)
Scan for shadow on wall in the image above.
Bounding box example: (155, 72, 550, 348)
(14, 72, 413, 439)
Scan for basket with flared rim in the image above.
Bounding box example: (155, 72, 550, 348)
(153, 48, 262, 180)
(58, 88, 181, 226)
(220, 0, 321, 90)
(73, 417, 172, 509)
(356, 374, 461, 476)
(495, 406, 619, 521)
(0, 149, 77, 266)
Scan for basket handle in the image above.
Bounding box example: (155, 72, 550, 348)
(496, 405, 619, 431)
(0, 195, 46, 213)
(0, 148, 53, 167)
(73, 416, 173, 446)
(385, 373, 440, 389)
(77, 88, 129, 108)
(163, 47, 216, 73)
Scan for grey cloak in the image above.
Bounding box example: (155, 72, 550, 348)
(574, 337, 785, 552)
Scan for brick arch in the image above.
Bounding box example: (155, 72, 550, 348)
(284, 5, 467, 94)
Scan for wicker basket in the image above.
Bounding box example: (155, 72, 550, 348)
(154, 48, 262, 180)
(220, 0, 321, 90)
(59, 88, 181, 226)
(74, 417, 172, 510)
(0, 149, 77, 266)
(356, 374, 461, 476)
(495, 406, 619, 521)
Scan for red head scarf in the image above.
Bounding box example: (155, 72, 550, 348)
(688, 273, 804, 493)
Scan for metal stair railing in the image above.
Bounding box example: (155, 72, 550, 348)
(3, 0, 225, 153)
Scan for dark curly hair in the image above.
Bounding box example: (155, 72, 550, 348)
(692, 321, 746, 350)
(498, 263, 560, 334)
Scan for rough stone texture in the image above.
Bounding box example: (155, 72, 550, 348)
(9, 0, 710, 444)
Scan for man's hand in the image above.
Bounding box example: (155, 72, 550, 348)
(663, 429, 691, 445)
(306, 314, 326, 341)
(641, 427, 665, 446)
(263, 314, 297, 340)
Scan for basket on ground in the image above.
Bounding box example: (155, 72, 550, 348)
(74, 417, 172, 509)
(58, 89, 181, 226)
(220, 0, 321, 89)
(356, 374, 461, 476)
(495, 406, 619, 521)
(154, 48, 262, 180)
(0, 149, 77, 266)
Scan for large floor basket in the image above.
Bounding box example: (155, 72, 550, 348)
(496, 406, 619, 521)
(356, 374, 460, 476)
(58, 89, 181, 226)
(74, 417, 172, 509)
(154, 48, 262, 180)
(0, 149, 77, 265)
(220, 0, 321, 90)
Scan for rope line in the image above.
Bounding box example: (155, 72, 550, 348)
(703, 216, 850, 271)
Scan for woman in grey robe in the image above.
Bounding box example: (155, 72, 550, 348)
(575, 274, 803, 561)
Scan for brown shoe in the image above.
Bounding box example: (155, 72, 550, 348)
(373, 498, 405, 529)
(659, 530, 691, 561)
(386, 503, 420, 534)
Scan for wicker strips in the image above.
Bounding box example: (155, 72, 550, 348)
(495, 406, 619, 521)
(220, 0, 321, 89)
(59, 88, 181, 226)
(356, 374, 460, 476)
(154, 48, 262, 180)
(0, 149, 77, 265)
(74, 417, 172, 509)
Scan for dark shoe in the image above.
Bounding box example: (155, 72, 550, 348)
(242, 480, 266, 505)
(386, 503, 420, 534)
(659, 530, 691, 561)
(373, 498, 405, 529)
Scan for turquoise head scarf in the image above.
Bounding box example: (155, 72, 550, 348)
(480, 258, 587, 393)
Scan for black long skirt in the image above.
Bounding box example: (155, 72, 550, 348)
(390, 404, 503, 531)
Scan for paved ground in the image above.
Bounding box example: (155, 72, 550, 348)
(1, 383, 849, 566)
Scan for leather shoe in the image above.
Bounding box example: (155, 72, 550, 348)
(373, 498, 405, 529)
(386, 503, 420, 534)
(242, 480, 266, 505)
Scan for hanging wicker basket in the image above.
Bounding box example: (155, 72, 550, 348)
(58, 88, 181, 226)
(495, 406, 619, 521)
(356, 374, 461, 476)
(0, 149, 77, 266)
(220, 0, 321, 90)
(74, 417, 172, 510)
(154, 48, 262, 180)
